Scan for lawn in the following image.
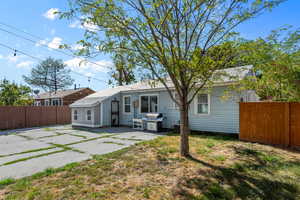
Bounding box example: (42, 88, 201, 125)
(1, 133, 300, 200)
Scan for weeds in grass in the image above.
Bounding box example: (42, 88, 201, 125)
(0, 178, 15, 187)
(213, 155, 227, 162)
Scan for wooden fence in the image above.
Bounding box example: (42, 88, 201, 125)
(239, 102, 300, 148)
(0, 106, 71, 130)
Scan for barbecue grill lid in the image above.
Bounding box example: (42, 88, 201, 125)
(145, 113, 163, 119)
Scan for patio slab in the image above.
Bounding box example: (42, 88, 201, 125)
(69, 138, 129, 155)
(0, 139, 52, 156)
(0, 151, 90, 179)
(18, 130, 58, 139)
(0, 147, 61, 165)
(56, 130, 107, 139)
(0, 126, 165, 179)
(37, 134, 87, 145)
(113, 131, 163, 141)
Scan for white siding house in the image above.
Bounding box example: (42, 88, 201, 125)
(69, 66, 259, 133)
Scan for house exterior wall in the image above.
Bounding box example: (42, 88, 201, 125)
(101, 94, 121, 127)
(71, 104, 101, 127)
(119, 86, 240, 133)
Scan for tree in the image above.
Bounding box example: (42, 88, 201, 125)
(62, 0, 284, 157)
(0, 79, 33, 106)
(236, 28, 300, 101)
(23, 57, 74, 92)
(109, 52, 136, 86)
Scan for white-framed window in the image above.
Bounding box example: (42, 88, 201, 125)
(140, 95, 158, 113)
(74, 110, 78, 120)
(123, 95, 131, 114)
(86, 110, 92, 121)
(34, 101, 41, 106)
(172, 91, 180, 110)
(195, 94, 210, 115)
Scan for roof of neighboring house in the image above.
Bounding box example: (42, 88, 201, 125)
(70, 65, 253, 108)
(35, 88, 94, 99)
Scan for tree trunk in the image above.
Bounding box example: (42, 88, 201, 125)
(179, 94, 190, 157)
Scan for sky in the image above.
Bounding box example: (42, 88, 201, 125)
(0, 0, 299, 91)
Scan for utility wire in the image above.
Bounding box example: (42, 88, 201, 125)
(0, 42, 43, 61)
(0, 23, 111, 70)
(0, 42, 108, 84)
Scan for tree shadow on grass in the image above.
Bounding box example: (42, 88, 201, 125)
(173, 154, 300, 200)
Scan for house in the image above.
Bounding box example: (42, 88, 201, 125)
(34, 87, 95, 106)
(69, 66, 259, 133)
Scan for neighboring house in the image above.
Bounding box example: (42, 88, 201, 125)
(34, 88, 95, 106)
(70, 66, 259, 133)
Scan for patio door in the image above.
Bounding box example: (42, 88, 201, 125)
(111, 100, 119, 127)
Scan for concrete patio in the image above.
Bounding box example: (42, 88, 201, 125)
(0, 125, 165, 180)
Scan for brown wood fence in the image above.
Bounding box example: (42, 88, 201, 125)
(239, 102, 300, 148)
(0, 106, 71, 130)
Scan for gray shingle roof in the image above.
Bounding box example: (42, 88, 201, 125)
(70, 65, 253, 108)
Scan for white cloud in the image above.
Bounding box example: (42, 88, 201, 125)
(72, 44, 84, 51)
(47, 37, 63, 49)
(35, 39, 48, 47)
(69, 19, 98, 32)
(0, 54, 3, 59)
(64, 58, 112, 73)
(16, 61, 34, 68)
(43, 8, 59, 20)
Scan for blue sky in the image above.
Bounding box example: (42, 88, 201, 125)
(0, 0, 299, 91)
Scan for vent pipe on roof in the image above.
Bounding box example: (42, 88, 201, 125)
(74, 84, 77, 90)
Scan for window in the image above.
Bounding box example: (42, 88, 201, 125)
(51, 98, 61, 106)
(34, 101, 41, 106)
(74, 110, 78, 120)
(45, 100, 49, 106)
(123, 96, 131, 114)
(87, 110, 92, 121)
(140, 95, 158, 113)
(196, 94, 210, 114)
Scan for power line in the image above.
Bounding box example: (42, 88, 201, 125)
(0, 42, 43, 61)
(0, 42, 108, 84)
(0, 22, 111, 70)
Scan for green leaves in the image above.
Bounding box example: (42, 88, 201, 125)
(23, 57, 74, 92)
(237, 28, 300, 101)
(0, 79, 33, 106)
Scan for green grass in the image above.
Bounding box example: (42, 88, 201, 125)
(102, 141, 125, 145)
(0, 178, 15, 187)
